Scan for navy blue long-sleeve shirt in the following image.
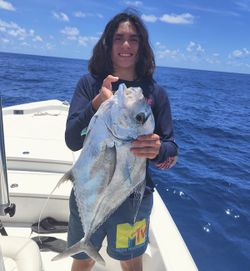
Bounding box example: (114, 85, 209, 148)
(65, 73, 178, 174)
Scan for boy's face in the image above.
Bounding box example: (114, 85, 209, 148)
(111, 21, 139, 76)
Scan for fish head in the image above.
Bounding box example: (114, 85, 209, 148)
(110, 84, 155, 140)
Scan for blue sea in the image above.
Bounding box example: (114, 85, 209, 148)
(0, 52, 249, 271)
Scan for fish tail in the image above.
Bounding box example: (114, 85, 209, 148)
(84, 241, 105, 266)
(51, 241, 82, 261)
(51, 240, 105, 266)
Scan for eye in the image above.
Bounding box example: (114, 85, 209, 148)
(135, 113, 146, 124)
(113, 35, 123, 44)
(114, 37, 122, 41)
(130, 37, 139, 43)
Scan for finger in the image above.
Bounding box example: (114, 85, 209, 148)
(131, 148, 158, 159)
(132, 139, 160, 148)
(131, 146, 159, 153)
(134, 153, 156, 159)
(103, 75, 119, 89)
(137, 134, 160, 141)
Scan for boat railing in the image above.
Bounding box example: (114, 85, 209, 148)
(0, 98, 15, 217)
(2, 100, 69, 116)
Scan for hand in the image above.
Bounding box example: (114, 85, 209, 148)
(92, 75, 119, 110)
(100, 75, 119, 101)
(130, 134, 161, 159)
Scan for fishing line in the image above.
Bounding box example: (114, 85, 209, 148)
(129, 180, 146, 271)
(29, 172, 72, 244)
(31, 107, 70, 244)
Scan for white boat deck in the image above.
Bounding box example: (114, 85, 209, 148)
(0, 100, 198, 271)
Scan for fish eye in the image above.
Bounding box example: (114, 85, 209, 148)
(135, 113, 146, 124)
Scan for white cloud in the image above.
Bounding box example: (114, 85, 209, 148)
(213, 53, 220, 57)
(33, 35, 43, 42)
(97, 13, 104, 19)
(29, 29, 35, 36)
(160, 13, 194, 24)
(45, 43, 54, 50)
(60, 26, 99, 46)
(0, 18, 43, 44)
(0, 19, 17, 29)
(243, 48, 250, 54)
(74, 11, 88, 18)
(0, 37, 9, 43)
(0, 0, 15, 11)
(73, 11, 103, 19)
(232, 49, 243, 57)
(205, 53, 221, 64)
(61, 26, 79, 40)
(186, 41, 205, 53)
(177, 4, 239, 17)
(235, 0, 250, 11)
(78, 36, 99, 46)
(227, 60, 250, 70)
(20, 41, 30, 47)
(155, 42, 166, 49)
(155, 40, 210, 65)
(229, 48, 250, 58)
(157, 49, 181, 59)
(141, 14, 157, 23)
(7, 26, 27, 39)
(53, 12, 69, 22)
(155, 43, 181, 59)
(0, 26, 6, 32)
(125, 1, 143, 7)
(78, 36, 88, 46)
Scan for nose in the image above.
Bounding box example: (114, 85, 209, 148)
(122, 40, 131, 48)
(136, 113, 146, 124)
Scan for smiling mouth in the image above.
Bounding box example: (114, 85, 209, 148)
(119, 53, 133, 57)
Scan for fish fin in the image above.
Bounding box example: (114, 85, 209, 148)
(105, 145, 116, 186)
(35, 170, 74, 236)
(84, 241, 105, 266)
(116, 83, 127, 104)
(49, 169, 74, 195)
(88, 144, 116, 187)
(51, 240, 105, 266)
(85, 115, 98, 137)
(58, 169, 74, 185)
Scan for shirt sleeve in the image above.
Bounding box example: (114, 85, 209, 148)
(150, 85, 179, 169)
(65, 75, 98, 151)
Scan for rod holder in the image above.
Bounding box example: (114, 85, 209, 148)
(0, 98, 15, 217)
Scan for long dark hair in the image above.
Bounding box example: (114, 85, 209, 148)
(88, 11, 155, 82)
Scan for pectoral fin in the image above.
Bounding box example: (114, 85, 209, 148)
(103, 145, 116, 186)
(88, 144, 116, 187)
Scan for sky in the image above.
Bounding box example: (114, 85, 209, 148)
(0, 0, 250, 74)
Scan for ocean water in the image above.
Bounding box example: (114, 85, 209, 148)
(0, 52, 249, 271)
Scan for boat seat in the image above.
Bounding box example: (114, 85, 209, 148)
(0, 236, 43, 271)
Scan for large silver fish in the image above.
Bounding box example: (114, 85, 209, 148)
(52, 83, 155, 264)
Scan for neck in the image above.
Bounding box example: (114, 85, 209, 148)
(113, 68, 136, 81)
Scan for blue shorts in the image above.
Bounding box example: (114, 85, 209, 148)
(67, 188, 153, 261)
